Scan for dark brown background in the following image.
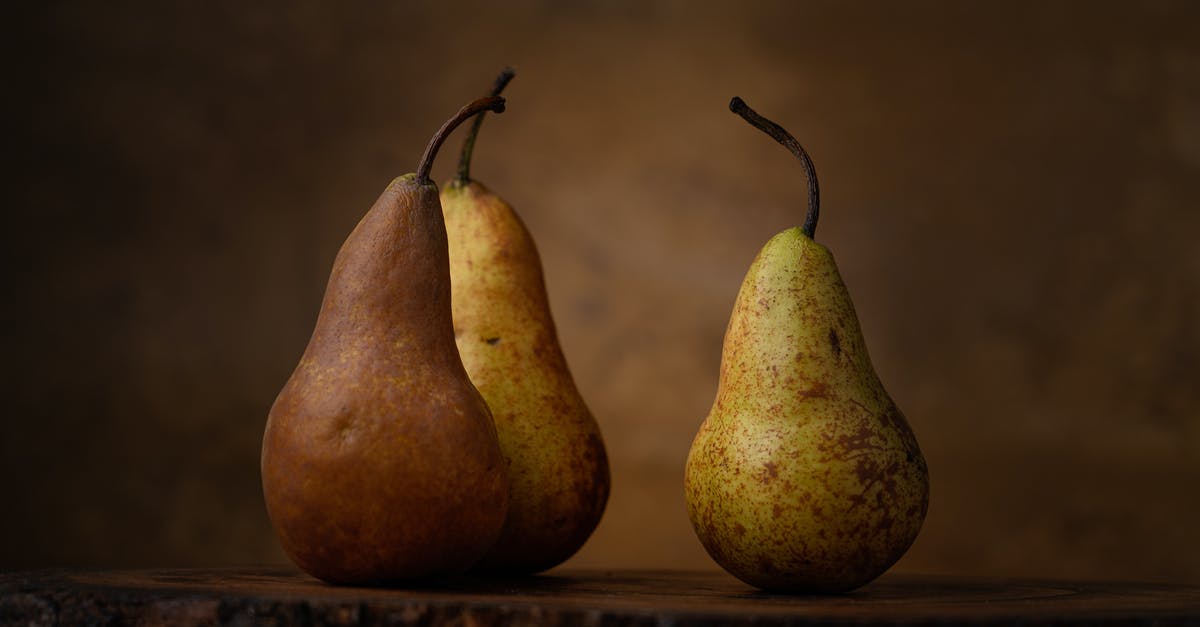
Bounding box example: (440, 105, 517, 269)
(6, 1, 1199, 583)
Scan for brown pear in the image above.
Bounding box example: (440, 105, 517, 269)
(261, 97, 510, 585)
(441, 69, 609, 573)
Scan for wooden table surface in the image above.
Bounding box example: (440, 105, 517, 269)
(3, 567, 1199, 626)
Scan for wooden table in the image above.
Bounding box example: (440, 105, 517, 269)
(3, 567, 1199, 625)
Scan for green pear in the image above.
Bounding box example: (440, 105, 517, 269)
(684, 97, 929, 593)
(262, 97, 510, 585)
(441, 69, 609, 573)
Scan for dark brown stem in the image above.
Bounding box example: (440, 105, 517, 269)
(456, 67, 516, 184)
(416, 96, 506, 185)
(729, 96, 820, 238)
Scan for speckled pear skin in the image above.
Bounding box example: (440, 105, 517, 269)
(441, 179, 609, 574)
(684, 227, 929, 593)
(262, 174, 509, 585)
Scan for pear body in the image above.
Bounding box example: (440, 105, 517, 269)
(442, 180, 609, 573)
(262, 174, 509, 585)
(684, 227, 928, 593)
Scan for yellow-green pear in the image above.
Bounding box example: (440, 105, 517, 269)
(262, 97, 509, 585)
(440, 69, 609, 573)
(684, 97, 929, 593)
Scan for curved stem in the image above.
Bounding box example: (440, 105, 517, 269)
(729, 96, 820, 239)
(416, 96, 506, 185)
(456, 67, 516, 184)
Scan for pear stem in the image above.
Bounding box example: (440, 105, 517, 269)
(729, 97, 820, 239)
(455, 67, 516, 184)
(416, 96, 506, 185)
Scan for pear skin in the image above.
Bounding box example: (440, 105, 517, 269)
(261, 98, 509, 585)
(441, 178, 609, 575)
(685, 229, 928, 592)
(684, 98, 929, 593)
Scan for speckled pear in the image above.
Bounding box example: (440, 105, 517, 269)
(684, 97, 929, 593)
(261, 97, 509, 585)
(441, 69, 609, 573)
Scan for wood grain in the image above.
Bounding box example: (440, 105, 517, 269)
(3, 568, 1199, 625)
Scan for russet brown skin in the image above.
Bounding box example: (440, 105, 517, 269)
(262, 176, 508, 584)
(262, 97, 509, 585)
(443, 179, 609, 573)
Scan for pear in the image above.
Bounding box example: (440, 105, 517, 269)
(261, 97, 510, 585)
(684, 97, 929, 593)
(441, 69, 609, 573)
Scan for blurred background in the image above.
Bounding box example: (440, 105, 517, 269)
(6, 0, 1199, 584)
